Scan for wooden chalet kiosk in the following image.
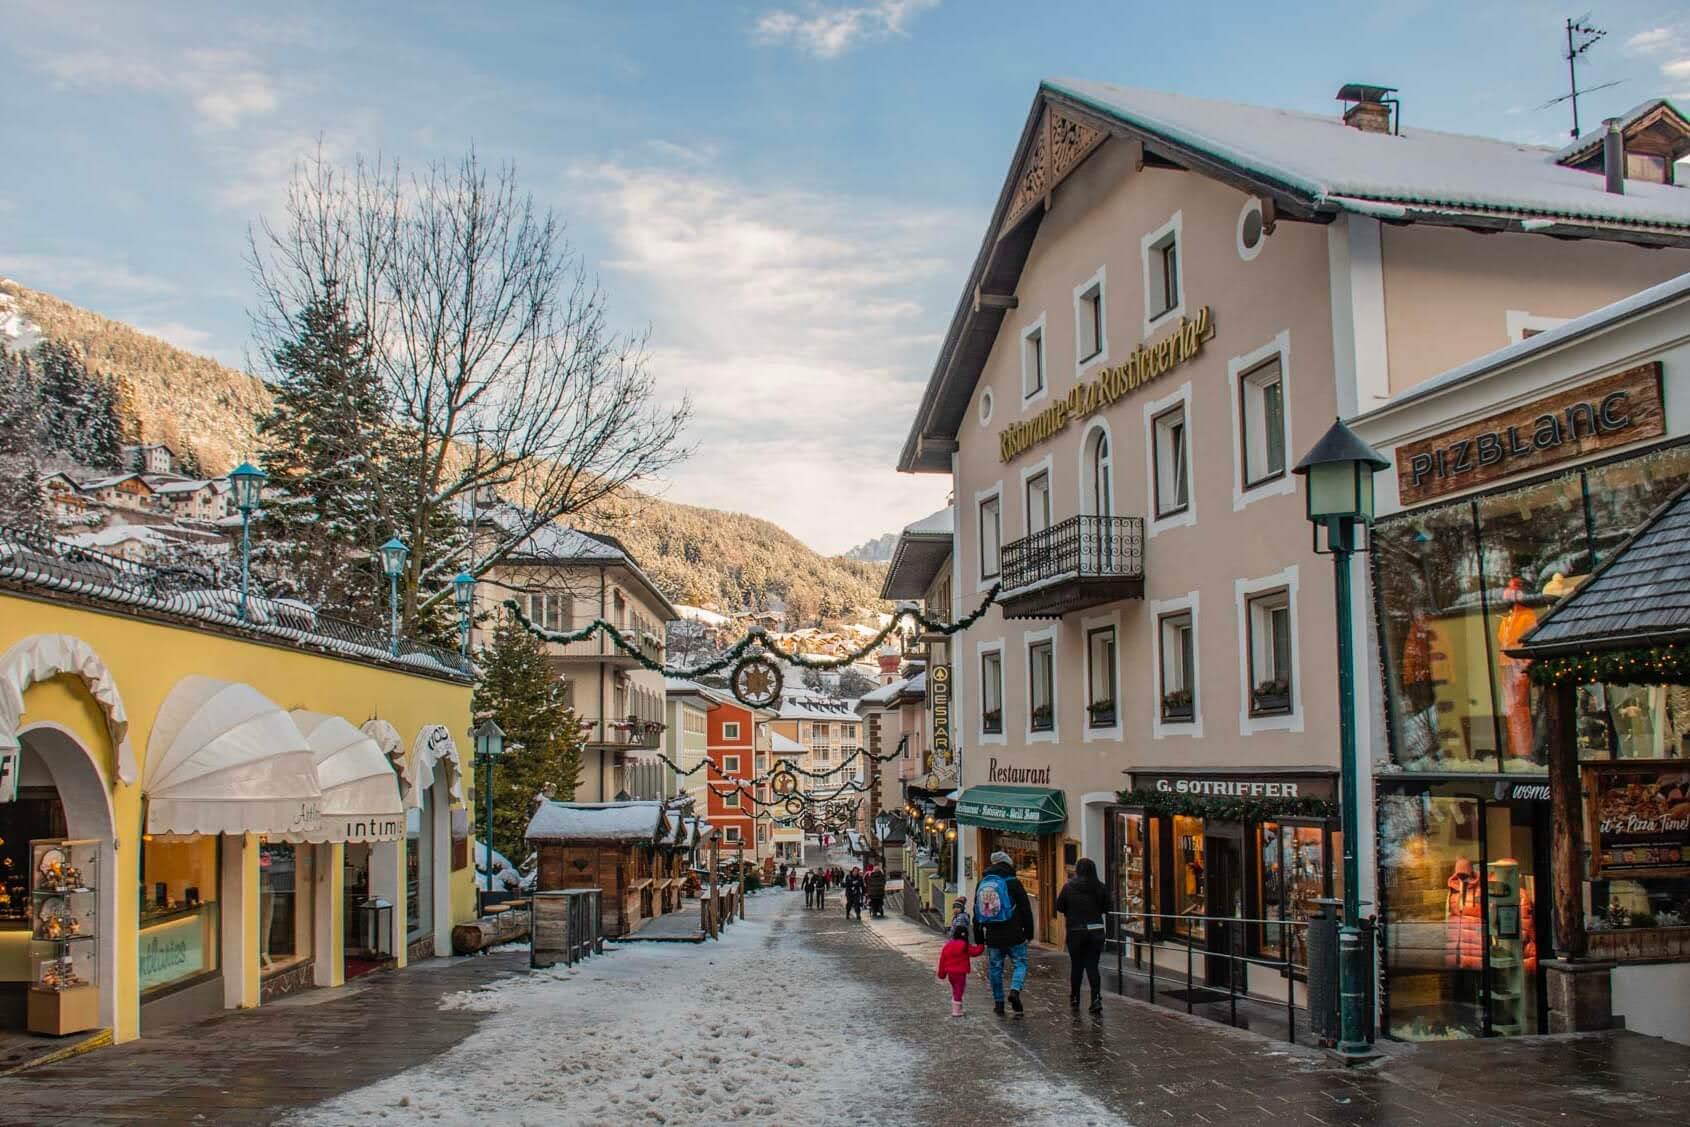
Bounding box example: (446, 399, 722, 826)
(1510, 482, 1690, 1043)
(526, 800, 703, 939)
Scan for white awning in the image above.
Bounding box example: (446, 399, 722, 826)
(143, 676, 322, 837)
(404, 723, 464, 808)
(286, 712, 404, 843)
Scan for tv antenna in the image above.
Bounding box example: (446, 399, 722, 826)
(1540, 15, 1623, 139)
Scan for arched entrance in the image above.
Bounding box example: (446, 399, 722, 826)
(11, 724, 118, 1037)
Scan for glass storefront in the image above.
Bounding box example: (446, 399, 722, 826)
(407, 800, 433, 943)
(1257, 821, 1329, 969)
(139, 836, 219, 994)
(1374, 441, 1690, 774)
(0, 790, 66, 926)
(1172, 815, 1206, 942)
(259, 841, 313, 971)
(1112, 810, 1158, 938)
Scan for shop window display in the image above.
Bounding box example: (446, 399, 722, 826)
(1257, 822, 1328, 969)
(1113, 811, 1160, 938)
(259, 842, 313, 970)
(0, 791, 66, 925)
(407, 802, 434, 942)
(1172, 815, 1206, 942)
(140, 836, 219, 994)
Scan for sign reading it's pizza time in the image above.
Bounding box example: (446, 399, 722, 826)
(1587, 763, 1690, 878)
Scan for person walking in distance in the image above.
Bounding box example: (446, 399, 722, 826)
(802, 870, 815, 909)
(974, 850, 1035, 1016)
(864, 862, 888, 918)
(844, 867, 865, 920)
(814, 869, 827, 911)
(1056, 857, 1109, 1014)
(936, 920, 986, 1017)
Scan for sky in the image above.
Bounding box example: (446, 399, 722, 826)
(5, 0, 1689, 554)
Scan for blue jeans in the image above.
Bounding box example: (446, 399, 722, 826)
(987, 943, 1029, 1001)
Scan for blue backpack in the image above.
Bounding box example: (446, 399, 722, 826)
(975, 872, 1015, 925)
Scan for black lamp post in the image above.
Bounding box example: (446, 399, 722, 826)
(1292, 417, 1389, 1063)
(379, 538, 410, 657)
(228, 462, 266, 621)
(452, 571, 477, 659)
(472, 718, 506, 902)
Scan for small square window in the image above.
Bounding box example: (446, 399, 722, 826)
(722, 755, 740, 774)
(1022, 325, 1045, 399)
(1240, 357, 1286, 488)
(1025, 470, 1051, 536)
(1149, 233, 1179, 321)
(723, 789, 740, 808)
(1153, 405, 1191, 518)
(979, 495, 1002, 580)
(1029, 640, 1054, 732)
(722, 721, 741, 741)
(1248, 590, 1294, 717)
(1077, 283, 1104, 363)
(724, 825, 741, 843)
(1159, 611, 1196, 723)
(1087, 626, 1117, 729)
(981, 650, 1004, 734)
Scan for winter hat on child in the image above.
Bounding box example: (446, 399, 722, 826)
(950, 921, 969, 939)
(990, 850, 1012, 866)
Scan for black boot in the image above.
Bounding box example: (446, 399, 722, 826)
(993, 999, 1005, 1016)
(1008, 989, 1023, 1014)
(1069, 992, 1080, 1009)
(1090, 993, 1103, 1015)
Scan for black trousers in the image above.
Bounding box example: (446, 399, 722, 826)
(845, 895, 861, 919)
(868, 896, 884, 917)
(1067, 929, 1105, 999)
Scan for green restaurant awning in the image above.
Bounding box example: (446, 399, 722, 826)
(955, 786, 1067, 835)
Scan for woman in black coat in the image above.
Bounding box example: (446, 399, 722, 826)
(1055, 857, 1109, 1014)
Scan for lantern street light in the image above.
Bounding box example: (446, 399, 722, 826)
(471, 718, 506, 906)
(379, 538, 410, 658)
(1293, 417, 1389, 1063)
(452, 572, 477, 659)
(228, 463, 266, 622)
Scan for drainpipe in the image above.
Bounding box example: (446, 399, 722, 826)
(600, 565, 609, 801)
(1603, 118, 1625, 195)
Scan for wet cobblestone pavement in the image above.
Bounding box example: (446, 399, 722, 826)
(0, 892, 1683, 1123)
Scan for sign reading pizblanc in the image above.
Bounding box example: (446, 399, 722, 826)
(1396, 362, 1665, 505)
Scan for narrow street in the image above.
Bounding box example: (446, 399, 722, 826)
(0, 889, 1687, 1125)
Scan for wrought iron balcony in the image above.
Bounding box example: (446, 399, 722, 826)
(998, 514, 1145, 619)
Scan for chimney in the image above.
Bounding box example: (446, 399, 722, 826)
(1337, 84, 1397, 135)
(1603, 117, 1626, 195)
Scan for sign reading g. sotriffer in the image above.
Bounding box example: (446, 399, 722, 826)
(1396, 362, 1664, 505)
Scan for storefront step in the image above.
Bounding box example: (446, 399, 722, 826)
(0, 1026, 110, 1076)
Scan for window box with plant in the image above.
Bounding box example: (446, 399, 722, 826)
(1161, 689, 1194, 723)
(1251, 678, 1291, 716)
(1030, 704, 1055, 732)
(982, 708, 1003, 734)
(1087, 698, 1116, 728)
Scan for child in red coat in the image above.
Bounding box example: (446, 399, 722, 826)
(936, 921, 985, 1017)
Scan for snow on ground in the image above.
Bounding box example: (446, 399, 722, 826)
(284, 896, 916, 1127)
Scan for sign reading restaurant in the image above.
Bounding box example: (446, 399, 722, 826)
(998, 306, 1215, 462)
(1395, 362, 1665, 504)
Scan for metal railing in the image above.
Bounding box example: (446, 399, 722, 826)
(0, 523, 471, 676)
(1108, 909, 1308, 1043)
(530, 888, 603, 968)
(1000, 514, 1145, 593)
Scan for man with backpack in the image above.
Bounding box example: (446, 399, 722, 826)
(972, 850, 1035, 1015)
(863, 862, 887, 918)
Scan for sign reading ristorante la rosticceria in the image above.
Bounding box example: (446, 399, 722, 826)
(998, 307, 1216, 463)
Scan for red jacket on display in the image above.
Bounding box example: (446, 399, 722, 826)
(1444, 861, 1485, 971)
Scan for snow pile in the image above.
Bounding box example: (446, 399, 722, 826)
(526, 799, 667, 843)
(0, 288, 43, 353)
(673, 603, 729, 627)
(474, 842, 523, 893)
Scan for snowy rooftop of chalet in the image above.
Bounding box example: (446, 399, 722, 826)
(525, 800, 669, 843)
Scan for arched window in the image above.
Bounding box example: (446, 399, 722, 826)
(1087, 428, 1113, 518)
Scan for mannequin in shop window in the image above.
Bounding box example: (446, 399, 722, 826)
(1444, 857, 1484, 973)
(1495, 578, 1540, 762)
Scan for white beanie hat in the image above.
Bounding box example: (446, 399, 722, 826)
(990, 850, 1012, 866)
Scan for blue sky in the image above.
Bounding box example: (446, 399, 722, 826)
(5, 0, 1688, 553)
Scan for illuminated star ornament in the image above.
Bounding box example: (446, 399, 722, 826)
(731, 654, 783, 708)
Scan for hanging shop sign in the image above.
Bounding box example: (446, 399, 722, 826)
(929, 665, 951, 770)
(1396, 362, 1664, 505)
(998, 306, 1216, 462)
(1132, 769, 1336, 800)
(1586, 763, 1690, 878)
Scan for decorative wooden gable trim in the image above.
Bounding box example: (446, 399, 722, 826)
(1001, 104, 1106, 236)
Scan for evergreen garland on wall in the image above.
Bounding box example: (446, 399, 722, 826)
(1527, 644, 1690, 687)
(1116, 788, 1336, 823)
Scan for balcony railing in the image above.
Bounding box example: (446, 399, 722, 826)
(999, 514, 1145, 618)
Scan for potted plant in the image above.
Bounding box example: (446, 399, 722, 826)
(1161, 688, 1194, 722)
(1252, 677, 1291, 715)
(982, 708, 1003, 734)
(1087, 698, 1116, 727)
(1030, 704, 1054, 731)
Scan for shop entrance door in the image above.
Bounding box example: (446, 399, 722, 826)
(1205, 831, 1244, 987)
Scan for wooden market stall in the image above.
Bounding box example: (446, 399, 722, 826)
(526, 800, 700, 939)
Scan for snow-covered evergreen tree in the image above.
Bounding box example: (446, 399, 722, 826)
(32, 341, 122, 471)
(0, 348, 48, 533)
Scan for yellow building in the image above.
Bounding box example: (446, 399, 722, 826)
(0, 534, 476, 1045)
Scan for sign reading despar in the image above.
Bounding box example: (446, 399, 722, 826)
(1588, 764, 1690, 877)
(929, 665, 951, 769)
(1396, 362, 1664, 505)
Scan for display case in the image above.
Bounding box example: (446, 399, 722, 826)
(29, 838, 99, 1036)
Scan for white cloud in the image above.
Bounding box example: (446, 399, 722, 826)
(1628, 27, 1677, 52)
(574, 155, 964, 552)
(1624, 22, 1690, 93)
(754, 0, 938, 58)
(0, 254, 177, 297)
(36, 45, 278, 129)
(134, 321, 215, 353)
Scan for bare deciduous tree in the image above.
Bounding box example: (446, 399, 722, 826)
(248, 146, 691, 627)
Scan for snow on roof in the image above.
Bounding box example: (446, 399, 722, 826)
(902, 671, 926, 696)
(1555, 99, 1690, 163)
(902, 507, 953, 536)
(64, 525, 169, 549)
(526, 800, 669, 843)
(1353, 269, 1690, 423)
(1048, 80, 1690, 232)
(81, 473, 149, 491)
(856, 679, 907, 707)
(674, 604, 730, 627)
(769, 731, 806, 754)
(152, 479, 217, 494)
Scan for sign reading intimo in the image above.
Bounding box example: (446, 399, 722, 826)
(998, 307, 1216, 463)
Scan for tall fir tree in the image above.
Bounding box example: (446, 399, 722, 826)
(471, 617, 584, 861)
(32, 341, 122, 471)
(0, 348, 48, 533)
(255, 279, 393, 622)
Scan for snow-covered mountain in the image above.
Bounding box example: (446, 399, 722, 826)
(842, 532, 897, 562)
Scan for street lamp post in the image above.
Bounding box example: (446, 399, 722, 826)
(452, 571, 477, 659)
(228, 463, 267, 622)
(1293, 417, 1389, 1063)
(379, 538, 410, 658)
(472, 718, 506, 905)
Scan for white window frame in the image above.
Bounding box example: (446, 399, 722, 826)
(1073, 266, 1108, 375)
(978, 386, 995, 428)
(722, 721, 741, 741)
(1236, 198, 1267, 262)
(1024, 624, 1059, 745)
(1150, 591, 1202, 739)
(1078, 418, 1116, 519)
(1235, 567, 1303, 735)
(723, 825, 741, 843)
(1228, 331, 1296, 511)
(977, 639, 1006, 746)
(1141, 211, 1184, 337)
(975, 481, 1003, 591)
(1505, 310, 1570, 343)
(1082, 610, 1122, 743)
(723, 788, 741, 808)
(1020, 314, 1048, 404)
(1020, 453, 1054, 538)
(1143, 382, 1196, 536)
(722, 754, 740, 774)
